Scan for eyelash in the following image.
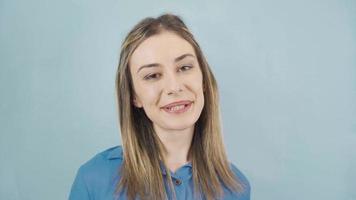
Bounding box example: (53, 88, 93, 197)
(144, 73, 161, 80)
(143, 65, 193, 80)
(178, 65, 193, 72)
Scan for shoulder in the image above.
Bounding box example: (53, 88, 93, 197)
(229, 163, 251, 198)
(78, 145, 123, 175)
(82, 145, 123, 165)
(69, 146, 124, 199)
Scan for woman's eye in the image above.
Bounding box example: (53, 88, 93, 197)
(144, 73, 161, 80)
(178, 65, 193, 72)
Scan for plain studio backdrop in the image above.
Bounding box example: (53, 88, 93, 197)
(0, 0, 355, 199)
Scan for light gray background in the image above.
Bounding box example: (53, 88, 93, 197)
(1, 0, 355, 199)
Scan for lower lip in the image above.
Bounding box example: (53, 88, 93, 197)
(163, 102, 192, 114)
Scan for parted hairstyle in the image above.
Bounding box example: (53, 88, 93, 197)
(115, 13, 245, 200)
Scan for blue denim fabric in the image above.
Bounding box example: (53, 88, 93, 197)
(69, 146, 250, 200)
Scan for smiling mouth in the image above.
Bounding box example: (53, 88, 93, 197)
(162, 102, 193, 114)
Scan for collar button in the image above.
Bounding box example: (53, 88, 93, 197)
(174, 179, 182, 186)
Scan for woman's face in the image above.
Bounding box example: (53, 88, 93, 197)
(129, 31, 204, 132)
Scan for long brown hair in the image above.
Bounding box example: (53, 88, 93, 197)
(115, 13, 245, 200)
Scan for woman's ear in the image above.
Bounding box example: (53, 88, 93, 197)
(133, 96, 143, 108)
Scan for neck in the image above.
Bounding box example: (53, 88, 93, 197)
(154, 124, 194, 173)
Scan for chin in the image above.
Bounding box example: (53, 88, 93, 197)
(163, 119, 197, 131)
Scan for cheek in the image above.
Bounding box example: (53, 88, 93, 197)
(136, 84, 161, 106)
(190, 74, 204, 94)
(194, 76, 205, 107)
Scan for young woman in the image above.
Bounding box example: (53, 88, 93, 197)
(69, 14, 250, 200)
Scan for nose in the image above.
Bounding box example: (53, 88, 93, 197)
(164, 72, 183, 95)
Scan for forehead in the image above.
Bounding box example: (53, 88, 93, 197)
(129, 31, 196, 70)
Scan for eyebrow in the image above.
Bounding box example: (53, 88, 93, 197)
(136, 53, 195, 73)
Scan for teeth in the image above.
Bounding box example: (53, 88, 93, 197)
(168, 105, 185, 111)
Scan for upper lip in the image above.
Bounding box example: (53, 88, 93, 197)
(161, 100, 192, 108)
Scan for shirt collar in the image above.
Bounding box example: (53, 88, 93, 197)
(107, 146, 193, 180)
(160, 160, 192, 180)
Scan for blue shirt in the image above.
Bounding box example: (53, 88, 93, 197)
(69, 146, 250, 200)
